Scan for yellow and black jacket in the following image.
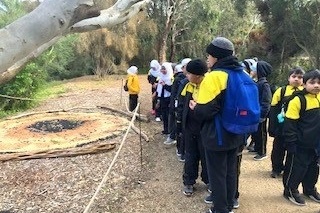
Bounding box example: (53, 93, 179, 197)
(268, 85, 303, 137)
(194, 56, 244, 151)
(283, 91, 320, 149)
(127, 74, 140, 95)
(177, 82, 202, 134)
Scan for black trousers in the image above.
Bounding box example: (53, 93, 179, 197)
(168, 109, 176, 139)
(206, 147, 238, 213)
(152, 88, 161, 117)
(129, 94, 138, 112)
(235, 145, 244, 199)
(271, 135, 286, 173)
(176, 131, 185, 157)
(183, 130, 208, 185)
(283, 148, 319, 193)
(160, 97, 170, 134)
(252, 120, 267, 156)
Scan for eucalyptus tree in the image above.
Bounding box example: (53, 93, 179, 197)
(0, 0, 151, 85)
(148, 0, 257, 62)
(178, 0, 259, 59)
(147, 0, 192, 62)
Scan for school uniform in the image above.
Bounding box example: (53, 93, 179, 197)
(180, 83, 208, 186)
(251, 61, 272, 160)
(194, 56, 244, 213)
(283, 92, 320, 202)
(268, 85, 303, 176)
(168, 72, 186, 140)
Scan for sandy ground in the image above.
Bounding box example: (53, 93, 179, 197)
(0, 74, 319, 213)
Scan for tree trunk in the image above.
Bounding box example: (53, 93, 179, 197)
(0, 0, 150, 85)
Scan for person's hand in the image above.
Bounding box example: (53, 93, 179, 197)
(189, 100, 197, 110)
(152, 83, 158, 88)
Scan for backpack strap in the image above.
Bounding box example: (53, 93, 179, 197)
(280, 86, 286, 102)
(297, 94, 307, 115)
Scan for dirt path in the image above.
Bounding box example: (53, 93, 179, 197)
(0, 75, 319, 213)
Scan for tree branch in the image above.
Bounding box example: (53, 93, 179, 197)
(0, 0, 151, 85)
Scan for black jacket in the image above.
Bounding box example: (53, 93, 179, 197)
(169, 72, 186, 112)
(256, 61, 272, 120)
(283, 92, 320, 150)
(194, 56, 245, 151)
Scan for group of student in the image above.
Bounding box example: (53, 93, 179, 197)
(125, 36, 320, 213)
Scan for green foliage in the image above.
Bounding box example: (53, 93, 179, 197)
(36, 34, 88, 81)
(0, 0, 26, 28)
(0, 62, 47, 112)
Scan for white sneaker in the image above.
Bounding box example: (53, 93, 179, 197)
(176, 148, 182, 157)
(163, 138, 176, 145)
(155, 117, 161, 122)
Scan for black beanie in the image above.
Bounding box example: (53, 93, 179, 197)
(186, 59, 207, 76)
(206, 37, 234, 60)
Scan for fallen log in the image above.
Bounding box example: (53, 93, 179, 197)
(0, 142, 116, 162)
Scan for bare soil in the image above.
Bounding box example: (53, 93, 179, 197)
(0, 75, 319, 213)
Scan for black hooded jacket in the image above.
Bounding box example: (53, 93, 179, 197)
(256, 61, 272, 119)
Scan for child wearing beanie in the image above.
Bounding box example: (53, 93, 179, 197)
(178, 59, 209, 196)
(190, 37, 246, 213)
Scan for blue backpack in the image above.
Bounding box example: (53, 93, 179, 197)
(218, 67, 260, 134)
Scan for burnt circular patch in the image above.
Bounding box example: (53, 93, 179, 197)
(27, 119, 85, 133)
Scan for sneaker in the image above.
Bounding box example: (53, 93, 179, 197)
(233, 198, 239, 209)
(204, 193, 213, 204)
(304, 190, 320, 203)
(207, 184, 212, 193)
(270, 171, 281, 178)
(178, 155, 185, 162)
(176, 148, 182, 157)
(155, 117, 161, 122)
(183, 185, 194, 196)
(163, 137, 176, 145)
(284, 188, 306, 206)
(253, 154, 267, 161)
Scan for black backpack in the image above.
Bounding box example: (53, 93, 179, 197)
(123, 79, 129, 91)
(277, 88, 306, 123)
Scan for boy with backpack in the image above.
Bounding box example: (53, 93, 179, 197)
(190, 37, 260, 213)
(250, 61, 272, 161)
(282, 69, 320, 206)
(268, 67, 305, 178)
